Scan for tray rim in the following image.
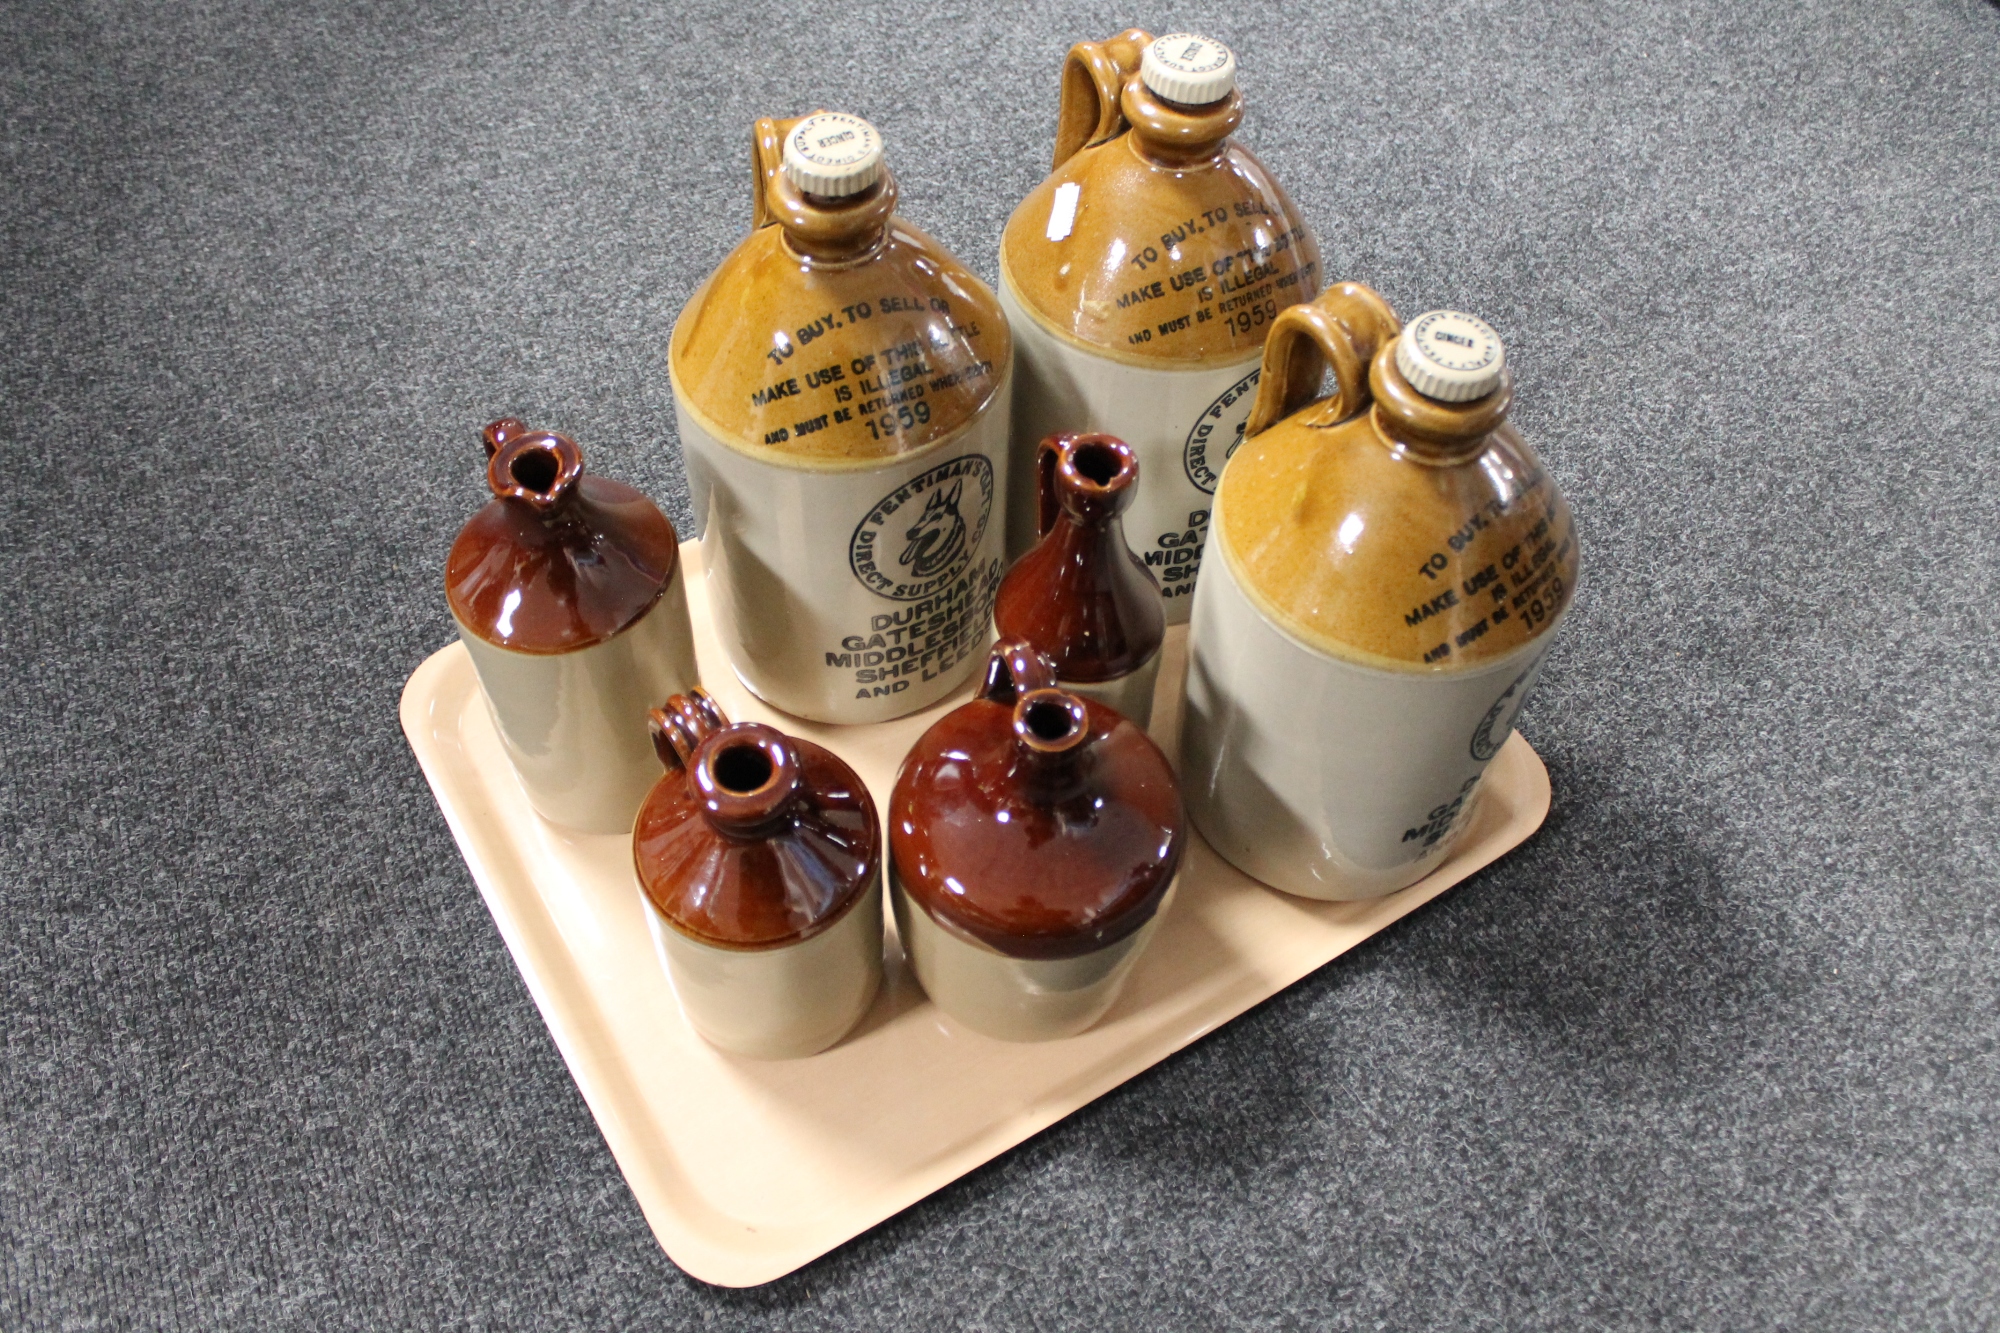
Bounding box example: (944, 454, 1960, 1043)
(398, 562, 1552, 1288)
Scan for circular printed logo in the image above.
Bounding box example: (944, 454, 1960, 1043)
(1183, 366, 1261, 494)
(849, 454, 994, 601)
(1469, 666, 1535, 762)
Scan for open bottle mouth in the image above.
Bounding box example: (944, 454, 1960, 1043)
(712, 743, 776, 795)
(485, 427, 584, 510)
(1013, 689, 1091, 757)
(508, 447, 559, 493)
(1069, 439, 1128, 488)
(692, 724, 802, 833)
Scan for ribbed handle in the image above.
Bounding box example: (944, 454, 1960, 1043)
(749, 114, 825, 230)
(648, 688, 729, 770)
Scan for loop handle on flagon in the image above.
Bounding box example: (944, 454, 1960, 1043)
(648, 688, 729, 770)
(1052, 28, 1152, 167)
(980, 639, 1059, 706)
(1243, 282, 1403, 438)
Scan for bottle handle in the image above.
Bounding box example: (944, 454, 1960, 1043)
(750, 113, 812, 230)
(980, 639, 1060, 705)
(1052, 29, 1153, 168)
(649, 688, 730, 770)
(1035, 434, 1065, 538)
(1243, 282, 1402, 439)
(482, 418, 528, 458)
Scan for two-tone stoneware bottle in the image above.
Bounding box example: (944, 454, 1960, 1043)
(669, 111, 1013, 724)
(889, 641, 1184, 1041)
(633, 689, 883, 1059)
(993, 432, 1165, 724)
(999, 31, 1322, 621)
(1183, 284, 1580, 899)
(446, 419, 698, 833)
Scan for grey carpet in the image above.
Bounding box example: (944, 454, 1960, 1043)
(4, 0, 1997, 1327)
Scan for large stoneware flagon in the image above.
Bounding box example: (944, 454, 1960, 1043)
(446, 419, 698, 834)
(1183, 283, 1580, 899)
(669, 112, 1014, 724)
(999, 32, 1323, 622)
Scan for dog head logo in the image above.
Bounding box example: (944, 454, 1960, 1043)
(898, 478, 966, 581)
(849, 454, 994, 601)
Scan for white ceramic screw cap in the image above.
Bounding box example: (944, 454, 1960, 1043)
(1141, 34, 1237, 105)
(782, 112, 885, 197)
(1395, 310, 1507, 403)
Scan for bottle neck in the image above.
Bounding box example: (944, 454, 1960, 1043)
(1038, 432, 1140, 534)
(1119, 81, 1242, 166)
(1368, 345, 1514, 463)
(1012, 690, 1093, 802)
(692, 725, 802, 838)
(766, 170, 898, 264)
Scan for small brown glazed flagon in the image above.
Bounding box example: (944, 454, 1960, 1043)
(993, 434, 1165, 721)
(635, 715, 879, 952)
(447, 419, 680, 654)
(444, 419, 697, 834)
(889, 640, 1185, 1040)
(891, 640, 1184, 962)
(633, 691, 885, 1058)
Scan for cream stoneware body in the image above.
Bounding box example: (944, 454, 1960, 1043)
(891, 872, 1176, 1042)
(1182, 285, 1578, 900)
(455, 580, 695, 834)
(645, 881, 883, 1060)
(1059, 655, 1161, 726)
(676, 412, 1010, 723)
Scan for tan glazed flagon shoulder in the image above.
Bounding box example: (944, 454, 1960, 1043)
(670, 114, 1012, 471)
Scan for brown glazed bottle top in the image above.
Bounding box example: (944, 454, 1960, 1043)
(1216, 286, 1580, 672)
(634, 720, 880, 952)
(890, 643, 1184, 962)
(446, 419, 680, 655)
(668, 112, 1011, 469)
(993, 434, 1165, 682)
(999, 30, 1322, 366)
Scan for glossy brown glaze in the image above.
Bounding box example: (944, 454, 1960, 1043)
(446, 419, 680, 654)
(993, 434, 1164, 681)
(890, 646, 1184, 961)
(634, 721, 880, 952)
(1217, 285, 1580, 669)
(668, 114, 1011, 467)
(1001, 35, 1321, 366)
